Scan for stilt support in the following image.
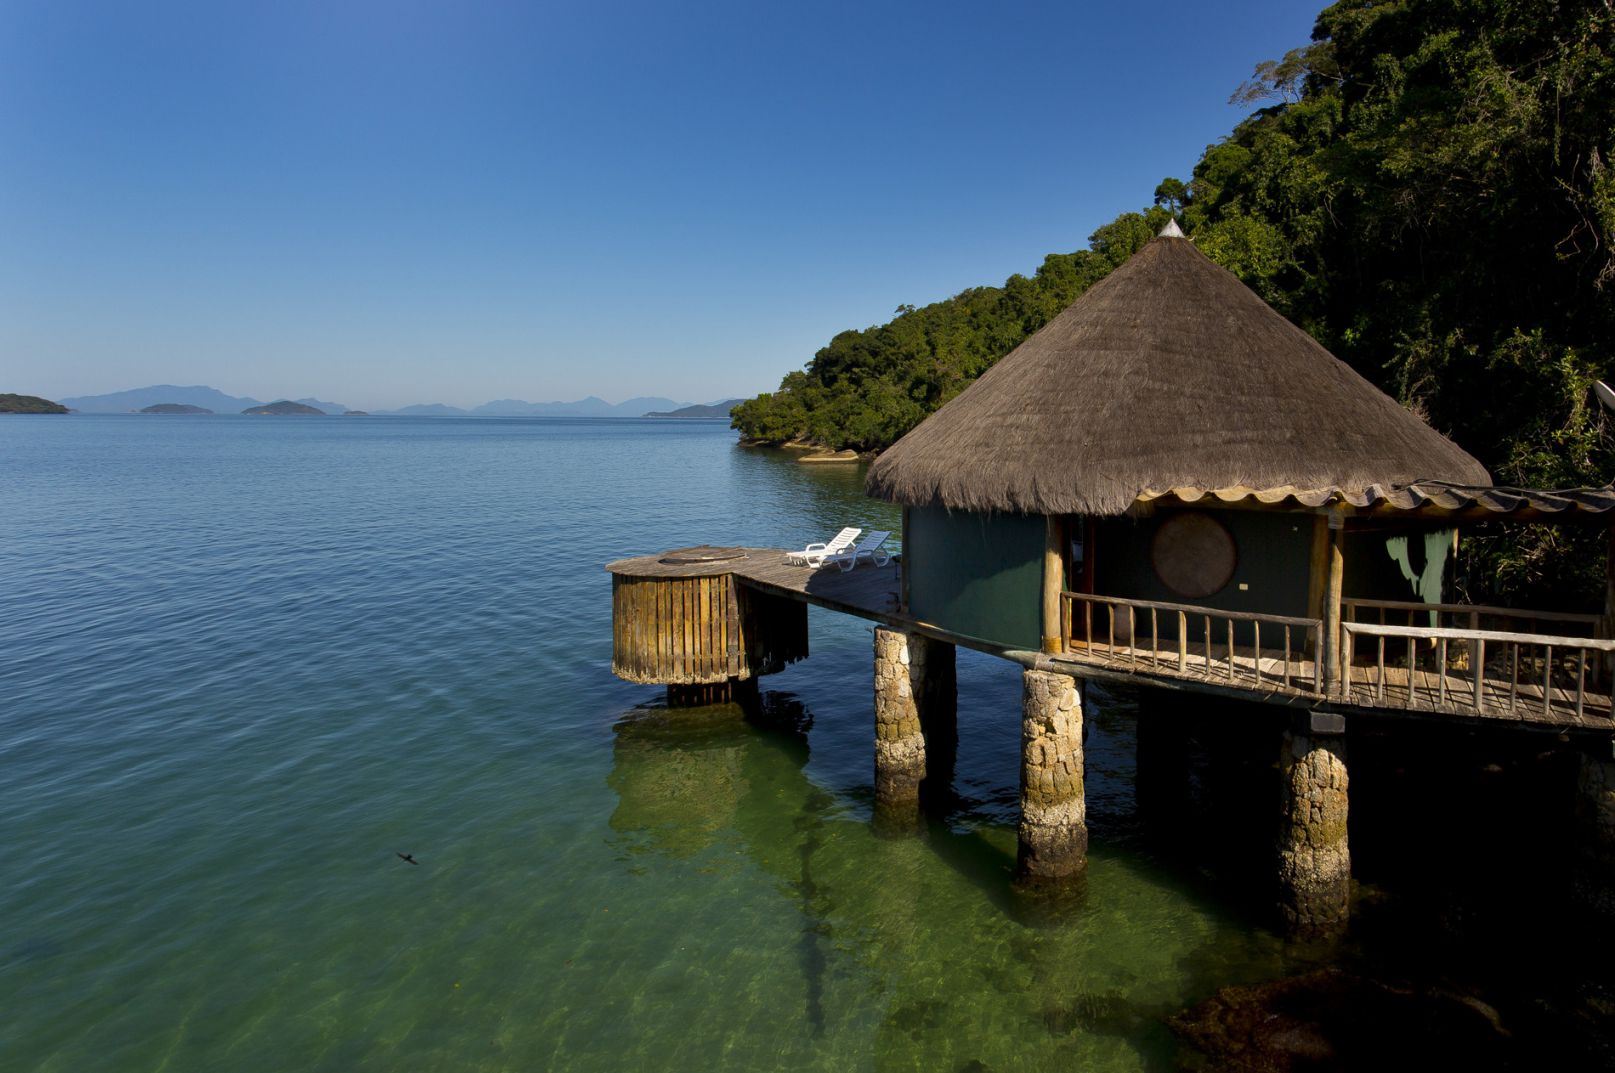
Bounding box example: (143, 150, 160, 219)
(1017, 669, 1087, 881)
(873, 628, 956, 833)
(666, 679, 758, 708)
(1574, 743, 1615, 914)
(1277, 712, 1350, 934)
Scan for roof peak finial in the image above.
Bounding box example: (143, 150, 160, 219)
(1158, 218, 1186, 239)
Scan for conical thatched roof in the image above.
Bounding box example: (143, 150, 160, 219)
(865, 232, 1490, 515)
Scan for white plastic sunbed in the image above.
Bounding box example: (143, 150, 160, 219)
(825, 530, 891, 572)
(784, 527, 861, 567)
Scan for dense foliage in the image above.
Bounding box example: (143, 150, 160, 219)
(733, 0, 1615, 607)
(0, 393, 68, 414)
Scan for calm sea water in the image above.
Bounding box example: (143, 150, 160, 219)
(1, 416, 1607, 1071)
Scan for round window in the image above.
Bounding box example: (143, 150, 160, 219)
(1150, 513, 1237, 599)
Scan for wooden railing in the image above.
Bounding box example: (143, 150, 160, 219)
(1339, 621, 1615, 724)
(1061, 591, 1323, 694)
(1343, 597, 1601, 638)
(1057, 591, 1615, 727)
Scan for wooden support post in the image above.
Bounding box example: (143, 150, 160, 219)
(1322, 516, 1346, 695)
(1042, 515, 1065, 655)
(1017, 669, 1087, 881)
(1574, 741, 1615, 915)
(1601, 525, 1615, 683)
(1277, 711, 1350, 935)
(1305, 514, 1330, 627)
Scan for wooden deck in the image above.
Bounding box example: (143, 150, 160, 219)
(607, 545, 903, 622)
(607, 547, 1614, 733)
(1053, 638, 1613, 731)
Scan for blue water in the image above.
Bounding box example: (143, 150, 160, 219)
(1, 416, 1600, 1071)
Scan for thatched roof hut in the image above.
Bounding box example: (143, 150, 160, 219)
(865, 228, 1489, 516)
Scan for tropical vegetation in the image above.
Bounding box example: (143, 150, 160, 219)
(732, 0, 1615, 607)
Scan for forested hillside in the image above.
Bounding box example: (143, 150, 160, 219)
(733, 0, 1615, 606)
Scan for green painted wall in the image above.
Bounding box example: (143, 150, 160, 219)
(907, 505, 1044, 650)
(1094, 511, 1314, 643)
(1091, 509, 1453, 643)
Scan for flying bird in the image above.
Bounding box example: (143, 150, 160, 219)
(397, 852, 418, 865)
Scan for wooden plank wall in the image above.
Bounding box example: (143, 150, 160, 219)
(612, 573, 808, 685)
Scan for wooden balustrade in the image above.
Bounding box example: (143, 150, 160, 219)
(1061, 591, 1323, 694)
(1057, 591, 1615, 728)
(1342, 597, 1600, 638)
(1339, 620, 1615, 725)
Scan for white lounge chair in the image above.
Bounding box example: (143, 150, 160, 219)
(826, 530, 892, 572)
(784, 527, 861, 567)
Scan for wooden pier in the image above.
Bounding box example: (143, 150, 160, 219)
(609, 547, 1615, 733)
(608, 539, 1615, 933)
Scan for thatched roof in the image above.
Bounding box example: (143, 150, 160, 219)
(865, 231, 1490, 516)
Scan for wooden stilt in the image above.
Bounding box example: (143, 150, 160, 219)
(1042, 515, 1066, 655)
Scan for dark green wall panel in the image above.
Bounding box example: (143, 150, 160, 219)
(908, 506, 1043, 650)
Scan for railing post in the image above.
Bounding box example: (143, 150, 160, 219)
(1437, 637, 1449, 708)
(1544, 644, 1555, 719)
(1341, 625, 1353, 698)
(1576, 647, 1587, 723)
(1376, 635, 1386, 702)
(1322, 512, 1346, 696)
(1253, 620, 1262, 685)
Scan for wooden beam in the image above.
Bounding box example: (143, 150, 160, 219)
(1042, 514, 1065, 655)
(1602, 524, 1615, 681)
(1305, 514, 1329, 623)
(1322, 517, 1346, 694)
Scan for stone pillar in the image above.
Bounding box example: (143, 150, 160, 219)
(1574, 746, 1615, 915)
(1017, 669, 1087, 881)
(1276, 713, 1350, 934)
(873, 628, 956, 833)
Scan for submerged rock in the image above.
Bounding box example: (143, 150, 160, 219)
(1169, 968, 1512, 1071)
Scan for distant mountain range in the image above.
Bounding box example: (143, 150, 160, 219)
(384, 396, 687, 417)
(53, 385, 733, 418)
(60, 385, 350, 414)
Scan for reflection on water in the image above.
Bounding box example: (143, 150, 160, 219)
(607, 677, 1615, 1069)
(605, 689, 1296, 1070)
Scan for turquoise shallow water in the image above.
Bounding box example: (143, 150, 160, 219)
(1, 416, 1604, 1071)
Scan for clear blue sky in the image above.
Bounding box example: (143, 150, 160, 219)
(1, 1, 1320, 410)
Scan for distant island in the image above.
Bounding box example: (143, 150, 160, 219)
(342, 410, 369, 416)
(0, 393, 68, 414)
(139, 403, 212, 414)
(646, 399, 744, 419)
(243, 400, 325, 415)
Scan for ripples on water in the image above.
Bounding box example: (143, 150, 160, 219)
(1, 416, 1608, 1071)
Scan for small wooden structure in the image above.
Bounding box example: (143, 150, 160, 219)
(608, 547, 808, 701)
